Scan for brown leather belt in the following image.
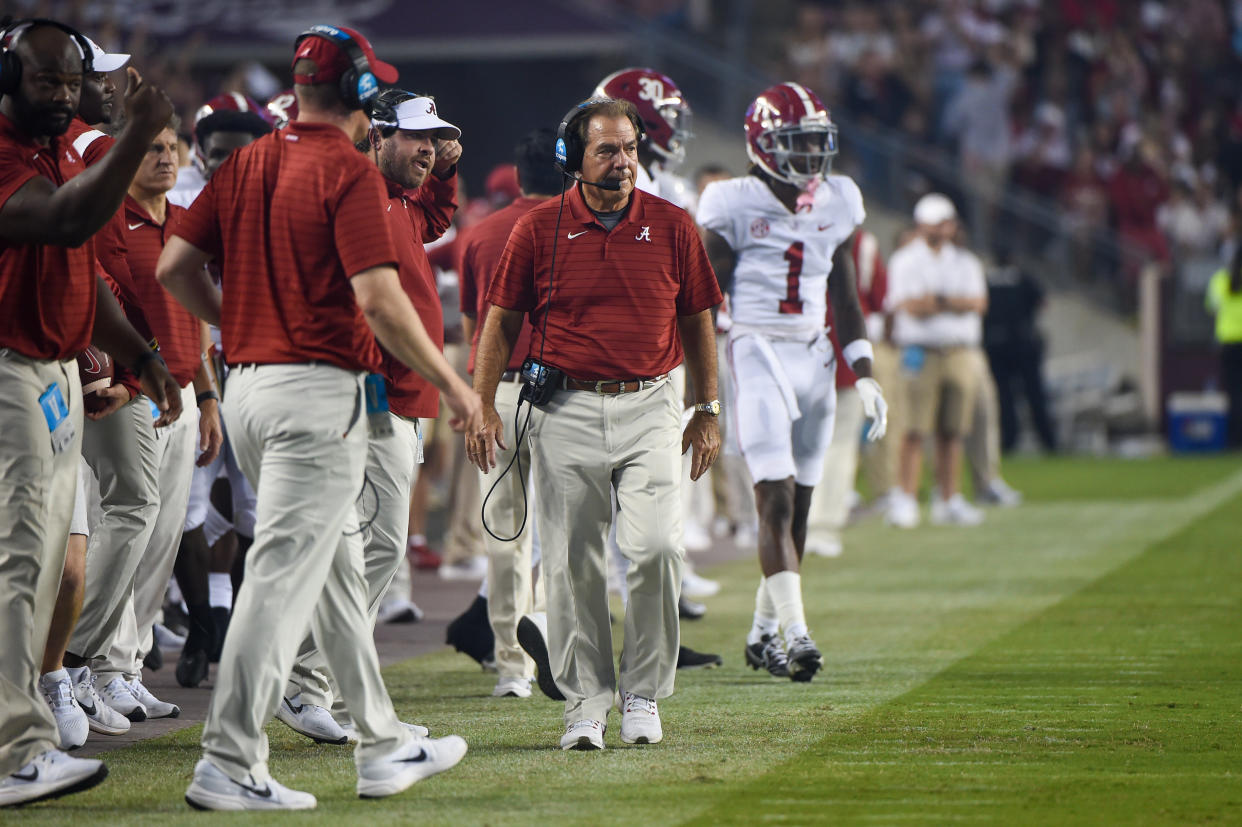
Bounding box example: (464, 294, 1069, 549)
(562, 373, 668, 394)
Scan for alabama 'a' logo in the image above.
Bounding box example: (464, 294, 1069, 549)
(635, 226, 651, 242)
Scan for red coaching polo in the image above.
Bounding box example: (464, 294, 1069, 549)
(174, 121, 397, 372)
(458, 195, 544, 375)
(64, 117, 113, 167)
(486, 186, 721, 380)
(0, 113, 96, 360)
(379, 173, 455, 419)
(122, 197, 201, 387)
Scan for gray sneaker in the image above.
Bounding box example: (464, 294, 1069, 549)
(67, 667, 130, 735)
(786, 635, 824, 683)
(744, 633, 790, 678)
(185, 758, 315, 811)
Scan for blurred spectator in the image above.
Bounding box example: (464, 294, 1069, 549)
(1013, 102, 1072, 198)
(1109, 138, 1171, 275)
(1157, 176, 1230, 259)
(1206, 247, 1242, 447)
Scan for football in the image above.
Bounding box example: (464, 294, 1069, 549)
(77, 346, 114, 413)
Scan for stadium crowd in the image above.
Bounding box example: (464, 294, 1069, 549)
(1, 9, 1057, 812)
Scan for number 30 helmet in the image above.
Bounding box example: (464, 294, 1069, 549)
(745, 82, 838, 186)
(594, 67, 692, 166)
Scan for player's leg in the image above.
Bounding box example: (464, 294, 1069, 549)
(805, 386, 862, 556)
(175, 450, 220, 687)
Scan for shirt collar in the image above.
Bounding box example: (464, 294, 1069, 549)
(0, 112, 63, 155)
(565, 183, 646, 230)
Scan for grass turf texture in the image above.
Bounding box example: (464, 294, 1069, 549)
(11, 455, 1241, 824)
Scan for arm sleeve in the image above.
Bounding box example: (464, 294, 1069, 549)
(676, 217, 724, 316)
(0, 147, 39, 212)
(695, 181, 739, 250)
(486, 218, 537, 312)
(414, 171, 459, 243)
(334, 164, 399, 277)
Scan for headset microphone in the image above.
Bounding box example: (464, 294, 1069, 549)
(575, 175, 622, 191)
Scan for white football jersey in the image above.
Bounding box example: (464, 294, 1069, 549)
(698, 174, 864, 336)
(635, 162, 698, 215)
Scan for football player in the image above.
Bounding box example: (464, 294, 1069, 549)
(697, 82, 888, 682)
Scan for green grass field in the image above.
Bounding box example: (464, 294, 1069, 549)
(12, 454, 1242, 825)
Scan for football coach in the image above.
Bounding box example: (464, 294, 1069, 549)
(467, 98, 722, 751)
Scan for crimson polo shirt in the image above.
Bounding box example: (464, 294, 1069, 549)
(0, 113, 97, 360)
(379, 172, 456, 419)
(174, 122, 398, 372)
(63, 117, 113, 167)
(487, 185, 722, 380)
(122, 197, 201, 387)
(458, 195, 545, 375)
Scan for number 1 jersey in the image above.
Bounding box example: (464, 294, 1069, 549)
(697, 173, 865, 337)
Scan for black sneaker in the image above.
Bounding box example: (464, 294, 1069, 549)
(786, 635, 823, 682)
(676, 645, 722, 670)
(516, 613, 564, 701)
(143, 638, 163, 672)
(678, 595, 706, 620)
(445, 595, 495, 667)
(209, 607, 230, 664)
(744, 633, 790, 678)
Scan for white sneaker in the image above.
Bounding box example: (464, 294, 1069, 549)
(377, 598, 424, 624)
(492, 677, 532, 698)
(682, 520, 711, 552)
(0, 749, 107, 807)
(275, 696, 347, 745)
(126, 678, 180, 719)
(983, 478, 1023, 507)
(153, 623, 187, 649)
(98, 676, 146, 722)
(67, 667, 129, 735)
(885, 491, 921, 529)
(619, 692, 662, 745)
(681, 569, 720, 598)
(560, 719, 606, 751)
(38, 670, 88, 750)
(185, 758, 315, 811)
(931, 493, 985, 526)
(340, 719, 431, 743)
(438, 556, 488, 581)
(805, 537, 843, 558)
(356, 735, 468, 798)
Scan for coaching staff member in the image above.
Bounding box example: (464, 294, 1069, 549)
(0, 19, 179, 806)
(156, 26, 480, 809)
(469, 99, 722, 751)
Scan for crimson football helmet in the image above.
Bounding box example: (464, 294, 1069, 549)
(744, 82, 838, 186)
(594, 67, 692, 166)
(265, 89, 299, 130)
(193, 92, 269, 130)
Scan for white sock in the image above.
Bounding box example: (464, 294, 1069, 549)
(477, 574, 489, 598)
(747, 578, 780, 645)
(208, 572, 232, 608)
(408, 533, 427, 548)
(39, 667, 69, 687)
(765, 570, 808, 643)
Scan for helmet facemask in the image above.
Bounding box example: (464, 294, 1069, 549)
(649, 100, 693, 167)
(755, 120, 838, 186)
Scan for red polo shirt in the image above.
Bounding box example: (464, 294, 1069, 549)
(174, 122, 397, 372)
(121, 197, 201, 387)
(487, 186, 721, 379)
(379, 172, 455, 419)
(0, 113, 97, 360)
(63, 117, 113, 167)
(458, 195, 545, 375)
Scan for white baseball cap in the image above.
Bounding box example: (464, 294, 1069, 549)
(389, 97, 460, 140)
(913, 192, 957, 225)
(85, 37, 130, 73)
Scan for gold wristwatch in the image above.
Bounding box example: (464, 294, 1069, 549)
(693, 400, 722, 416)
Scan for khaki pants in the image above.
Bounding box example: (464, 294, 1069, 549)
(807, 386, 863, 547)
(0, 354, 82, 774)
(859, 341, 901, 497)
(289, 412, 422, 707)
(480, 378, 544, 681)
(964, 348, 1002, 492)
(70, 396, 161, 664)
(900, 345, 980, 438)
(203, 363, 408, 786)
(99, 383, 198, 681)
(530, 378, 683, 725)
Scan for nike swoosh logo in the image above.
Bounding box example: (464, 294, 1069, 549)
(567, 231, 588, 239)
(128, 222, 144, 230)
(818, 223, 833, 231)
(235, 778, 273, 798)
(284, 697, 304, 715)
(11, 767, 38, 782)
(399, 749, 429, 763)
(79, 698, 98, 716)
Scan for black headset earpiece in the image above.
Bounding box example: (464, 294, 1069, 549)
(294, 24, 378, 116)
(554, 97, 647, 178)
(0, 17, 94, 98)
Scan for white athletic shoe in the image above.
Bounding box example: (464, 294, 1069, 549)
(185, 758, 315, 811)
(0, 749, 107, 808)
(619, 692, 662, 745)
(805, 538, 843, 558)
(560, 719, 606, 751)
(930, 493, 985, 526)
(340, 719, 431, 743)
(126, 678, 180, 719)
(67, 667, 130, 735)
(38, 670, 88, 750)
(681, 569, 721, 598)
(377, 598, 424, 624)
(98, 676, 146, 722)
(885, 491, 921, 529)
(275, 695, 347, 745)
(682, 520, 712, 552)
(981, 478, 1023, 507)
(437, 556, 488, 581)
(492, 677, 532, 698)
(153, 623, 187, 649)
(356, 735, 468, 799)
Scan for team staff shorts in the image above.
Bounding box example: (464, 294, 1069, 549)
(726, 331, 838, 487)
(898, 345, 980, 438)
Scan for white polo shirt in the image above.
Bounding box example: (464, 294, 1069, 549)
(885, 237, 986, 347)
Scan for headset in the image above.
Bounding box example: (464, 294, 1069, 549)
(553, 97, 646, 188)
(293, 24, 378, 116)
(0, 17, 94, 97)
